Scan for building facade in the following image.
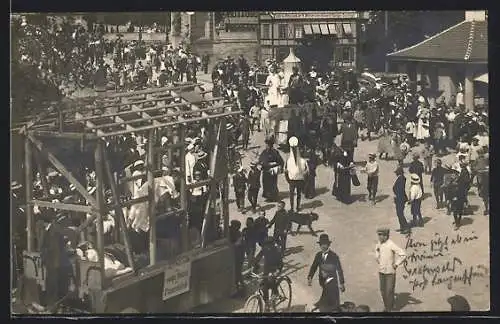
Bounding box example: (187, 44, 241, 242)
(258, 11, 369, 70)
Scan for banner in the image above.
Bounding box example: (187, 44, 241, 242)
(162, 259, 192, 301)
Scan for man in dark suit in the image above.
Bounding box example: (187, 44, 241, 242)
(393, 167, 410, 234)
(340, 112, 358, 162)
(307, 234, 345, 312)
(409, 152, 425, 194)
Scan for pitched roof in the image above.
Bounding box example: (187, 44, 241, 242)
(387, 20, 487, 63)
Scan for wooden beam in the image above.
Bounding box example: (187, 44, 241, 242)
(30, 200, 93, 213)
(103, 83, 201, 99)
(30, 130, 98, 140)
(25, 138, 34, 252)
(96, 110, 243, 138)
(117, 195, 150, 208)
(85, 104, 234, 131)
(147, 129, 156, 265)
(179, 125, 188, 252)
(102, 149, 136, 273)
(27, 134, 98, 207)
(94, 141, 106, 287)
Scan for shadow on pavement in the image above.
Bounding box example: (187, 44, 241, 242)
(315, 186, 330, 197)
(278, 191, 290, 200)
(423, 216, 432, 225)
(459, 217, 474, 227)
(284, 245, 304, 257)
(464, 205, 479, 215)
(422, 192, 433, 201)
(301, 200, 324, 210)
(376, 194, 390, 203)
(281, 260, 307, 278)
(351, 193, 367, 203)
(393, 292, 422, 311)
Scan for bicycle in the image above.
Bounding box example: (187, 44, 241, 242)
(243, 272, 292, 313)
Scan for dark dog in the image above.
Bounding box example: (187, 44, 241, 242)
(288, 212, 319, 236)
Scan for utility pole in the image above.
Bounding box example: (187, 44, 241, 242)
(384, 10, 389, 72)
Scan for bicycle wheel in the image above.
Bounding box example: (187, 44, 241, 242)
(243, 293, 265, 313)
(275, 276, 292, 312)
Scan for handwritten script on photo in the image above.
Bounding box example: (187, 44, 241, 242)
(402, 232, 489, 291)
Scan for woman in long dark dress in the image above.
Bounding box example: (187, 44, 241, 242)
(336, 151, 354, 204)
(259, 136, 284, 202)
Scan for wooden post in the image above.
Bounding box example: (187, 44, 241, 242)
(179, 125, 188, 252)
(102, 150, 136, 273)
(147, 129, 157, 265)
(25, 137, 34, 252)
(94, 141, 106, 285)
(222, 176, 229, 239)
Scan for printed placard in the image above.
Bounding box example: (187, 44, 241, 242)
(162, 260, 192, 301)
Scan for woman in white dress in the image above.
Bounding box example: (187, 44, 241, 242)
(265, 65, 281, 107)
(415, 105, 430, 142)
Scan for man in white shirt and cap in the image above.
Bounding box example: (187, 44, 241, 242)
(375, 228, 407, 312)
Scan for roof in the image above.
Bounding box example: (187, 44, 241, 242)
(387, 20, 488, 64)
(14, 83, 241, 139)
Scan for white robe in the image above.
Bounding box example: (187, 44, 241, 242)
(265, 73, 281, 107)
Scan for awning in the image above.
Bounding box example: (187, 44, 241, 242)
(319, 24, 329, 35)
(343, 23, 352, 35)
(311, 24, 321, 35)
(327, 24, 337, 35)
(303, 24, 313, 35)
(474, 73, 488, 84)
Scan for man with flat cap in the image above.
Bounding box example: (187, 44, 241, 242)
(375, 228, 407, 312)
(308, 234, 345, 312)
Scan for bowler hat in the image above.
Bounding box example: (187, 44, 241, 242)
(265, 136, 275, 145)
(410, 173, 420, 184)
(394, 167, 404, 175)
(317, 234, 332, 245)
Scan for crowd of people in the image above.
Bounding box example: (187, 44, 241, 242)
(12, 15, 489, 312)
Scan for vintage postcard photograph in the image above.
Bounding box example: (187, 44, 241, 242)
(10, 10, 489, 315)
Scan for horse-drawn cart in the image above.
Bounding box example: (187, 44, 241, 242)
(13, 82, 241, 313)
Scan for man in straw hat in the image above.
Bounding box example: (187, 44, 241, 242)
(185, 142, 197, 185)
(392, 167, 410, 234)
(408, 173, 424, 227)
(307, 234, 345, 312)
(284, 136, 309, 212)
(375, 227, 407, 312)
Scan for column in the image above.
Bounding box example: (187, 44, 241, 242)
(170, 12, 182, 48)
(465, 65, 475, 111)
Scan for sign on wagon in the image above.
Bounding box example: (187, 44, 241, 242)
(162, 259, 192, 300)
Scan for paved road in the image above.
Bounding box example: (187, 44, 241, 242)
(192, 75, 490, 313)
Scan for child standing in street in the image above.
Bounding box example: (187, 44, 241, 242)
(233, 166, 247, 213)
(365, 153, 379, 204)
(249, 103, 261, 133)
(421, 142, 434, 174)
(242, 217, 257, 265)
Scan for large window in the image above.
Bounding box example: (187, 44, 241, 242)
(261, 47, 273, 63)
(278, 24, 288, 39)
(295, 24, 303, 38)
(261, 24, 270, 39)
(342, 46, 355, 63)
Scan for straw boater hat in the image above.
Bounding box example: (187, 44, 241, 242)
(288, 136, 299, 148)
(410, 173, 420, 184)
(226, 123, 235, 131)
(197, 151, 208, 159)
(11, 181, 22, 190)
(369, 153, 376, 159)
(250, 161, 258, 167)
(187, 143, 195, 151)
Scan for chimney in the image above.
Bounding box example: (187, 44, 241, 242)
(465, 10, 486, 22)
